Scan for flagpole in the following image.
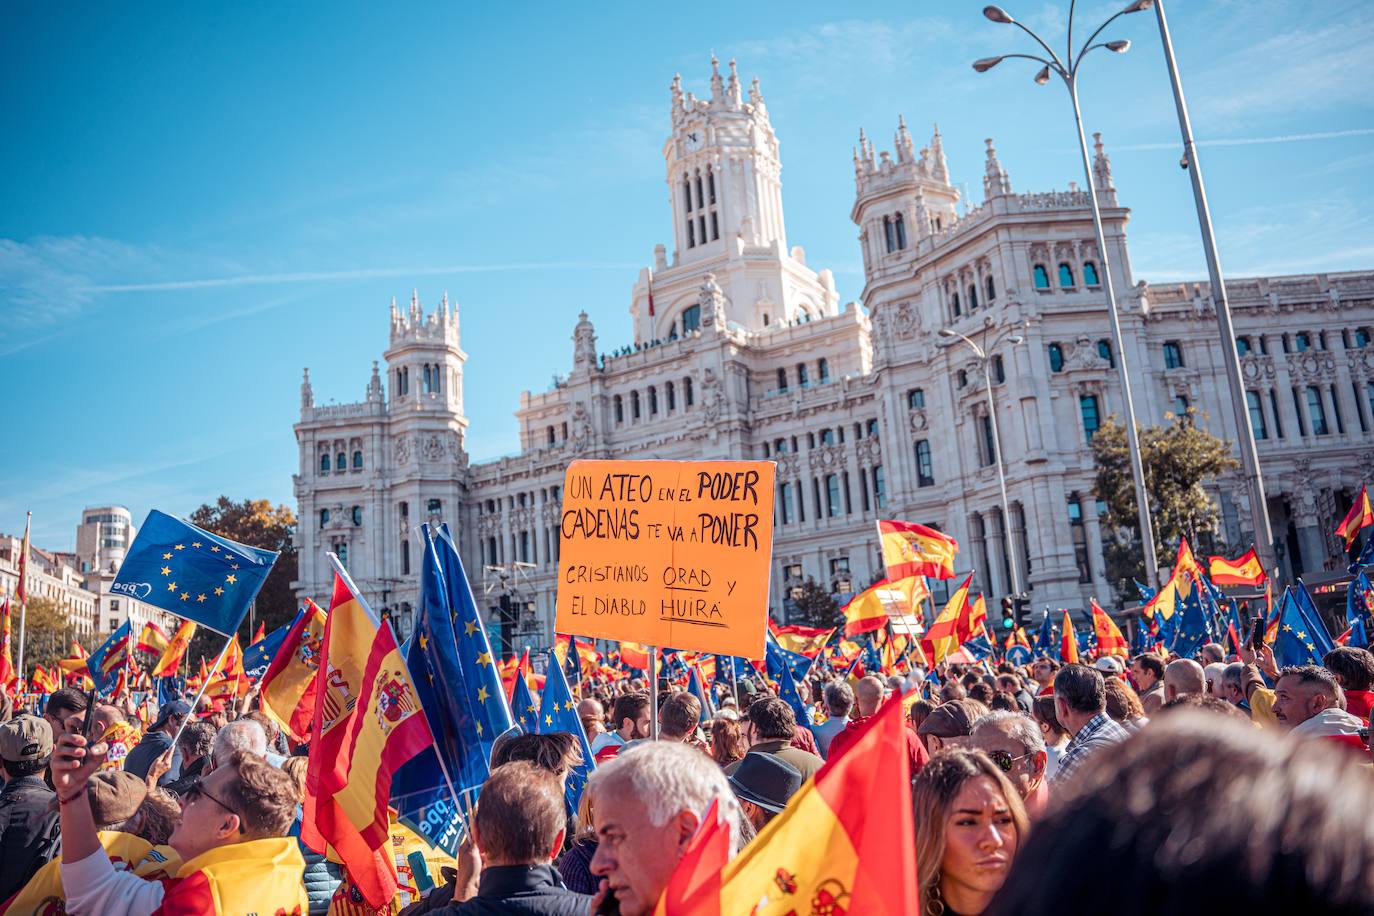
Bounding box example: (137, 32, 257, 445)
(168, 633, 235, 749)
(16, 512, 30, 684)
(648, 645, 659, 740)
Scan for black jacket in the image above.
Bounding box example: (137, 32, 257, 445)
(0, 775, 60, 902)
(439, 864, 590, 916)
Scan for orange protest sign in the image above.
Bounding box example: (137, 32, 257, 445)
(555, 459, 775, 659)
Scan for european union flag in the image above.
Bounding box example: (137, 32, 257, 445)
(1347, 571, 1374, 636)
(243, 611, 300, 682)
(1349, 533, 1374, 574)
(538, 649, 596, 813)
(87, 621, 132, 694)
(687, 666, 713, 722)
(111, 510, 279, 636)
(764, 636, 813, 685)
(512, 669, 539, 733)
(1172, 577, 1212, 658)
(962, 634, 994, 662)
(156, 675, 185, 708)
(1032, 611, 1055, 656)
(1292, 579, 1336, 659)
(1275, 588, 1326, 668)
(775, 653, 814, 731)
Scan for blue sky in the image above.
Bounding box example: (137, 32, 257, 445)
(3, 1, 1371, 549)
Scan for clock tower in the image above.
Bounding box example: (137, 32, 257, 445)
(631, 57, 838, 342)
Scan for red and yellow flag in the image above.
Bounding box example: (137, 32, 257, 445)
(261, 599, 327, 744)
(250, 621, 267, 646)
(57, 640, 94, 688)
(969, 593, 988, 634)
(32, 664, 59, 694)
(136, 622, 171, 656)
(204, 637, 249, 700)
(771, 624, 835, 658)
(15, 514, 30, 606)
(151, 619, 197, 677)
(1060, 610, 1080, 664)
(1336, 485, 1374, 548)
(840, 581, 890, 638)
(0, 596, 15, 691)
(1090, 599, 1128, 657)
(303, 569, 431, 909)
(619, 641, 651, 671)
(878, 519, 959, 581)
(1207, 546, 1266, 587)
(922, 573, 974, 665)
(659, 695, 917, 914)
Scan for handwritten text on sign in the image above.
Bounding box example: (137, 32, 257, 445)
(555, 460, 775, 659)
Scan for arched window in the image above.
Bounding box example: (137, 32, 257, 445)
(1058, 263, 1076, 287)
(681, 304, 701, 335)
(1163, 341, 1185, 369)
(1033, 265, 1051, 289)
(992, 354, 1005, 383)
(683, 176, 693, 213)
(883, 216, 896, 253)
(1083, 261, 1100, 286)
(351, 506, 362, 526)
(866, 418, 879, 437)
(818, 358, 830, 383)
(826, 474, 841, 517)
(1356, 328, 1372, 348)
(352, 450, 363, 469)
(614, 395, 624, 423)
(335, 452, 346, 471)
(320, 453, 330, 474)
(1048, 343, 1064, 372)
(547, 426, 556, 446)
(666, 381, 676, 410)
(648, 386, 658, 415)
(422, 364, 431, 394)
(631, 390, 641, 420)
(774, 437, 787, 454)
(894, 213, 907, 250)
(797, 363, 809, 387)
(684, 376, 694, 406)
(907, 388, 925, 409)
(968, 284, 978, 311)
(1097, 339, 1114, 368)
(707, 166, 716, 205)
(777, 368, 788, 392)
(319, 508, 329, 528)
(336, 542, 347, 567)
(952, 291, 961, 317)
(915, 440, 934, 487)
(957, 369, 968, 388)
(985, 275, 996, 300)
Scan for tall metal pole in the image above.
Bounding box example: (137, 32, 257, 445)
(1148, 0, 1275, 573)
(1067, 78, 1161, 587)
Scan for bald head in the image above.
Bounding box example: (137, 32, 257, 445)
(855, 676, 885, 716)
(1164, 658, 1206, 701)
(577, 697, 603, 720)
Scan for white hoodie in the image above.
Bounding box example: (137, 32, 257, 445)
(1291, 707, 1365, 738)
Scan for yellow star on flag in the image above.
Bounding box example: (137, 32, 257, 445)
(191, 541, 202, 548)
(419, 634, 429, 650)
(174, 544, 185, 551)
(477, 651, 492, 666)
(197, 594, 206, 603)
(230, 564, 240, 570)
(210, 545, 220, 552)
(180, 592, 189, 601)
(544, 714, 553, 727)
(226, 574, 237, 584)
(477, 686, 490, 703)
(162, 552, 173, 560)
(214, 587, 225, 596)
(475, 722, 483, 737)
(167, 582, 178, 592)
(160, 566, 171, 576)
(464, 621, 478, 637)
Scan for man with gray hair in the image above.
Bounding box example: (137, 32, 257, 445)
(811, 681, 853, 759)
(971, 711, 1049, 816)
(209, 719, 267, 770)
(588, 741, 740, 916)
(1164, 658, 1207, 703)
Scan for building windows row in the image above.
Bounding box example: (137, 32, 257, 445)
(948, 273, 997, 321)
(763, 419, 880, 459)
(1045, 339, 1112, 373)
(613, 378, 694, 424)
(1032, 260, 1100, 291)
(318, 505, 364, 529)
(775, 359, 830, 393)
(683, 166, 719, 249)
(318, 449, 365, 475)
(774, 465, 886, 525)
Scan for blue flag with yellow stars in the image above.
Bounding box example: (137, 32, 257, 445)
(87, 620, 132, 694)
(538, 648, 596, 814)
(1347, 571, 1374, 637)
(512, 669, 540, 733)
(1292, 579, 1336, 660)
(1172, 576, 1212, 659)
(687, 666, 713, 722)
(1275, 588, 1326, 669)
(1032, 611, 1055, 656)
(765, 634, 813, 685)
(111, 510, 279, 636)
(776, 653, 814, 732)
(243, 611, 300, 682)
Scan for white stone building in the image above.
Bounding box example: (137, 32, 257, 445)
(294, 59, 1374, 647)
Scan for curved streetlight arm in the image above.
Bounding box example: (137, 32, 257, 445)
(940, 329, 986, 361)
(1008, 20, 1066, 72)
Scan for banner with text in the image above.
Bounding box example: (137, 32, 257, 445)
(555, 460, 775, 659)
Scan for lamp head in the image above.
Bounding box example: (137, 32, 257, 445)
(1123, 0, 1154, 12)
(973, 56, 1004, 73)
(1008, 335, 1025, 345)
(1034, 65, 1051, 85)
(983, 5, 1015, 23)
(938, 329, 956, 339)
(1106, 39, 1131, 53)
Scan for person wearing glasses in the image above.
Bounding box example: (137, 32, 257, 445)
(50, 715, 307, 915)
(969, 711, 1049, 818)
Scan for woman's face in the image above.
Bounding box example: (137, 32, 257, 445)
(940, 776, 1018, 901)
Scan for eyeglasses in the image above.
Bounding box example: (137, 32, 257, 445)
(183, 777, 245, 833)
(987, 750, 1030, 773)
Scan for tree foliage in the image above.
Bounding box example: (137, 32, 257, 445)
(12, 595, 82, 672)
(790, 576, 844, 630)
(1092, 409, 1238, 601)
(186, 497, 298, 665)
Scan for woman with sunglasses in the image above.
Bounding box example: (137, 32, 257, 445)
(914, 748, 1028, 916)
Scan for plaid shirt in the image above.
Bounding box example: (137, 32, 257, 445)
(1051, 712, 1130, 786)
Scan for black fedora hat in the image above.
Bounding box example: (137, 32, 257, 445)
(727, 751, 803, 814)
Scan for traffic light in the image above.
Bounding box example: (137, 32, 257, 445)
(1000, 596, 1015, 630)
(1012, 595, 1031, 630)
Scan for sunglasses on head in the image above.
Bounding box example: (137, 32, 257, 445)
(987, 750, 1030, 773)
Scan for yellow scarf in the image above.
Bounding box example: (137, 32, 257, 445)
(6, 831, 181, 915)
(159, 836, 307, 915)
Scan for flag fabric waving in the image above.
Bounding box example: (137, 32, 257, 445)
(1274, 588, 1326, 668)
(86, 621, 132, 694)
(1059, 611, 1080, 664)
(512, 669, 539, 733)
(303, 562, 432, 909)
(922, 574, 974, 665)
(878, 520, 959, 581)
(135, 622, 171, 657)
(771, 624, 835, 658)
(0, 597, 15, 691)
(537, 648, 597, 813)
(1090, 600, 1128, 657)
(110, 510, 279, 636)
(1208, 546, 1266, 587)
(1336, 485, 1374, 548)
(260, 601, 327, 743)
(243, 613, 299, 682)
(151, 619, 196, 677)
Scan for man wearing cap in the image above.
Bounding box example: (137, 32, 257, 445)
(122, 699, 191, 784)
(0, 715, 60, 901)
(728, 751, 802, 832)
(1093, 656, 1125, 678)
(917, 698, 984, 756)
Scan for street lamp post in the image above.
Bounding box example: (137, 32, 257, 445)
(939, 325, 1025, 597)
(973, 0, 1162, 587)
(1142, 0, 1276, 576)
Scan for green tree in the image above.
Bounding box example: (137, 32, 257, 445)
(186, 497, 298, 665)
(12, 595, 83, 672)
(1093, 409, 1238, 602)
(790, 576, 844, 630)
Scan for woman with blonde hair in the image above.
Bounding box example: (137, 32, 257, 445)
(914, 748, 1028, 915)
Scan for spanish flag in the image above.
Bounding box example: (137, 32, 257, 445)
(922, 574, 974, 665)
(1172, 537, 1203, 581)
(303, 565, 432, 909)
(1207, 546, 1266, 587)
(136, 622, 171, 657)
(32, 664, 59, 694)
(771, 624, 835, 658)
(1090, 599, 1128, 656)
(0, 596, 14, 691)
(878, 519, 959, 581)
(1336, 485, 1374, 548)
(261, 599, 327, 743)
(840, 580, 891, 638)
(620, 641, 652, 671)
(658, 694, 916, 914)
(152, 619, 196, 677)
(203, 637, 249, 700)
(1060, 610, 1080, 664)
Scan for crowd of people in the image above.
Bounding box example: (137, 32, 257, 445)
(0, 636, 1372, 914)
